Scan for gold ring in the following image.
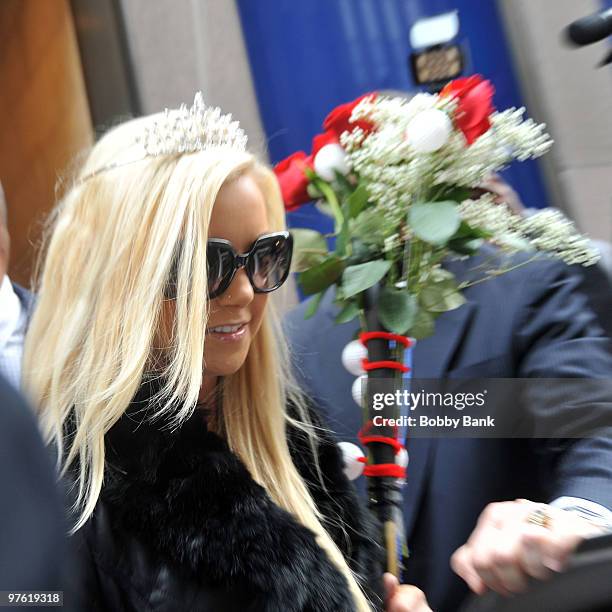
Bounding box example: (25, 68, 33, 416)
(526, 505, 552, 529)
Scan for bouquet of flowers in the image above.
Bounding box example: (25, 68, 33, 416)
(275, 76, 597, 338)
(274, 75, 598, 575)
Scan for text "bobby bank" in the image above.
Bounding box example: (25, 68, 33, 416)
(372, 415, 496, 428)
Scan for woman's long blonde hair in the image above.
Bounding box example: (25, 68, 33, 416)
(22, 115, 372, 611)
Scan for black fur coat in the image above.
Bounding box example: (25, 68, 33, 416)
(72, 385, 384, 611)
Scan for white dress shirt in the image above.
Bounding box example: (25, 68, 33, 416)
(551, 496, 612, 532)
(0, 275, 27, 389)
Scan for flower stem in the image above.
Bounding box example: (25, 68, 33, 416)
(318, 181, 344, 231)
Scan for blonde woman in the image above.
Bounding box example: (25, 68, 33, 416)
(22, 95, 431, 612)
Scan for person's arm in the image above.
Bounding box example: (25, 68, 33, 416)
(515, 258, 612, 510)
(453, 259, 612, 596)
(451, 499, 609, 596)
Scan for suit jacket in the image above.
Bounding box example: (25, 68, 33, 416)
(12, 281, 35, 326)
(0, 374, 75, 609)
(284, 255, 612, 612)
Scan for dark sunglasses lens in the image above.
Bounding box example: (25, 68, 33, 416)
(248, 235, 292, 292)
(207, 243, 234, 298)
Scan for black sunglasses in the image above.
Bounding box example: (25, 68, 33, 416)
(167, 231, 293, 300)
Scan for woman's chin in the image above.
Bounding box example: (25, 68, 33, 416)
(204, 354, 249, 378)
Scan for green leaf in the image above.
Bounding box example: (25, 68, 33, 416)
(429, 267, 455, 282)
(447, 222, 490, 255)
(298, 257, 344, 296)
(377, 287, 417, 335)
(409, 201, 461, 246)
(433, 185, 471, 204)
(420, 280, 466, 313)
(409, 308, 435, 340)
(347, 239, 377, 266)
(335, 300, 361, 325)
(448, 237, 484, 255)
(350, 208, 391, 247)
(342, 259, 392, 298)
(347, 183, 370, 218)
(333, 171, 354, 194)
(454, 221, 492, 240)
(290, 228, 328, 272)
(304, 290, 326, 319)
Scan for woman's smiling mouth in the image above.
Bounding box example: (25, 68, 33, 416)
(207, 323, 248, 341)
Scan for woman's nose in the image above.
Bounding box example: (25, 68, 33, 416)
(219, 267, 254, 306)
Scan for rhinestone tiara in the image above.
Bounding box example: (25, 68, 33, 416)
(78, 92, 248, 183)
(138, 92, 248, 155)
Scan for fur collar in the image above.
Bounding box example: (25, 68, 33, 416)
(100, 382, 383, 611)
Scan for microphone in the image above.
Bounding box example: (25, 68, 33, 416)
(567, 8, 612, 46)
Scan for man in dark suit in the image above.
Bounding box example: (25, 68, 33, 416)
(285, 254, 612, 612)
(0, 373, 75, 609)
(0, 181, 34, 390)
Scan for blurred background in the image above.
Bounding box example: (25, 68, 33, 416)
(0, 0, 610, 289)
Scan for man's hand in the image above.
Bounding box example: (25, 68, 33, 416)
(475, 173, 525, 213)
(383, 573, 432, 611)
(451, 499, 605, 596)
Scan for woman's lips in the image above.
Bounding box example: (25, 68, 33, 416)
(206, 323, 248, 342)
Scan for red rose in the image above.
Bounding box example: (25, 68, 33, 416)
(323, 93, 377, 139)
(273, 151, 313, 211)
(311, 130, 339, 155)
(441, 75, 495, 145)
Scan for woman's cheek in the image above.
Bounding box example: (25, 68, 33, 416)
(248, 295, 268, 337)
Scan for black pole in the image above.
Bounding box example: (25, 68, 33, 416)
(363, 285, 406, 576)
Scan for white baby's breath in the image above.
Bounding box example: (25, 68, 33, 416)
(342, 96, 553, 220)
(459, 197, 599, 266)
